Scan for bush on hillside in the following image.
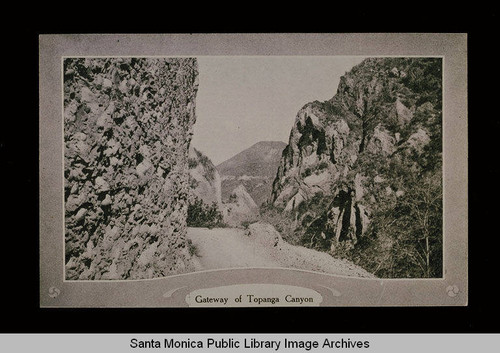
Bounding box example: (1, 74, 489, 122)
(187, 198, 225, 228)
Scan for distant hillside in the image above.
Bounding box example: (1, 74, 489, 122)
(216, 141, 287, 206)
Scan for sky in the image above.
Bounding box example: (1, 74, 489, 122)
(192, 56, 366, 165)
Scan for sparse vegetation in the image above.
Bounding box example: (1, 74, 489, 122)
(187, 239, 201, 257)
(317, 161, 329, 170)
(188, 157, 199, 169)
(241, 220, 252, 229)
(193, 148, 217, 182)
(259, 203, 299, 245)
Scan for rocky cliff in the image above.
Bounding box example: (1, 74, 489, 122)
(217, 141, 287, 206)
(64, 57, 199, 280)
(188, 146, 223, 209)
(270, 58, 442, 277)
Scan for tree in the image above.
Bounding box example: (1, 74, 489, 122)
(355, 172, 442, 278)
(395, 173, 442, 277)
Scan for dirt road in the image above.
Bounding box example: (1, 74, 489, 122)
(186, 223, 375, 278)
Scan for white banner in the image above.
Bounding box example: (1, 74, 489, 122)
(1, 334, 498, 353)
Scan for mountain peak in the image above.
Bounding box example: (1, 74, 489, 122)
(251, 140, 288, 148)
(217, 141, 287, 177)
(216, 141, 287, 206)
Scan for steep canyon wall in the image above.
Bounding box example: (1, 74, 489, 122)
(64, 57, 199, 280)
(270, 58, 442, 277)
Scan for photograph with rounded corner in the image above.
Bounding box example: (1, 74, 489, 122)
(39, 34, 467, 307)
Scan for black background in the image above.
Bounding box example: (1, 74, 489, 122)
(0, 5, 497, 334)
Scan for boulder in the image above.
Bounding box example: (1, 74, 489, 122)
(247, 222, 283, 247)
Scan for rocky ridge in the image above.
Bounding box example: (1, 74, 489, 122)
(188, 146, 223, 210)
(64, 57, 199, 280)
(269, 58, 442, 277)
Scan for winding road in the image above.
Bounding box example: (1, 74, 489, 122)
(186, 224, 375, 278)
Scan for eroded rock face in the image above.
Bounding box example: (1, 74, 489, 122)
(188, 147, 222, 210)
(271, 58, 442, 249)
(64, 57, 199, 280)
(270, 102, 360, 209)
(223, 184, 259, 227)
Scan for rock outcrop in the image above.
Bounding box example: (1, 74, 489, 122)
(188, 147, 223, 210)
(64, 57, 199, 280)
(247, 222, 283, 248)
(217, 141, 287, 206)
(223, 185, 259, 226)
(271, 58, 442, 250)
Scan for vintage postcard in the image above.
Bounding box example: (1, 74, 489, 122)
(39, 33, 467, 307)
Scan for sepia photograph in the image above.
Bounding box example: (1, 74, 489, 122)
(40, 34, 467, 307)
(63, 55, 442, 281)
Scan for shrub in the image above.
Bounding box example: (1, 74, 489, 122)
(186, 198, 224, 228)
(241, 220, 252, 229)
(302, 168, 312, 178)
(188, 158, 198, 168)
(317, 161, 329, 170)
(187, 239, 200, 257)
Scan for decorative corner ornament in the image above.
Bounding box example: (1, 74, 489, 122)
(48, 286, 60, 298)
(446, 285, 459, 297)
